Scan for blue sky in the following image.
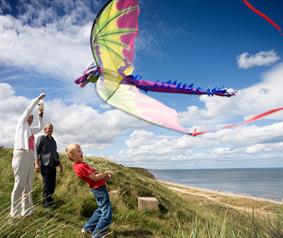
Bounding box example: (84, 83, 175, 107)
(0, 0, 283, 169)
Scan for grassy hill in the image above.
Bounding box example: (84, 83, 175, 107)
(0, 147, 283, 238)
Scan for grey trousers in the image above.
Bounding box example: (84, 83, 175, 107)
(10, 150, 34, 217)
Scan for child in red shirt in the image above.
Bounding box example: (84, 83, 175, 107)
(66, 144, 113, 238)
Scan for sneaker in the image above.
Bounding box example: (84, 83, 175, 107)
(43, 202, 58, 210)
(92, 228, 112, 238)
(101, 230, 113, 238)
(7, 217, 19, 225)
(82, 228, 92, 234)
(21, 212, 33, 217)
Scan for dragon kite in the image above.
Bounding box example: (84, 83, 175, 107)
(74, 0, 237, 135)
(75, 0, 282, 135)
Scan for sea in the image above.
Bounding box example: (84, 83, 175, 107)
(149, 168, 283, 201)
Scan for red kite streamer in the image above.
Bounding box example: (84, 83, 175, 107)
(243, 0, 283, 35)
(192, 107, 283, 136)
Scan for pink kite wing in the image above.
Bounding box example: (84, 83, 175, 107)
(96, 72, 190, 134)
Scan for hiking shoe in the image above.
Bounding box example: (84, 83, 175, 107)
(92, 229, 112, 238)
(82, 228, 92, 234)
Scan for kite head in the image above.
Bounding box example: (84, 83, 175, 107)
(75, 63, 100, 87)
(224, 88, 237, 97)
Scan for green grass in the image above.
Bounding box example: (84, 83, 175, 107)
(0, 146, 283, 237)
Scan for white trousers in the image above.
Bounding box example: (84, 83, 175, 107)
(10, 150, 34, 217)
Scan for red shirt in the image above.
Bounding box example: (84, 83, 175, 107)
(73, 162, 106, 189)
(28, 134, 35, 151)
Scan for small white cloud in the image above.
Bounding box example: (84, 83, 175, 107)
(126, 130, 155, 148)
(213, 147, 232, 155)
(246, 144, 266, 154)
(236, 50, 280, 69)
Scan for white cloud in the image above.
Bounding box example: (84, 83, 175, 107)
(180, 63, 283, 129)
(105, 62, 283, 168)
(1, 65, 283, 169)
(2, 0, 101, 26)
(0, 0, 165, 105)
(0, 83, 145, 152)
(0, 0, 105, 84)
(0, 0, 163, 83)
(111, 122, 283, 168)
(236, 50, 280, 69)
(0, 2, 103, 104)
(246, 144, 266, 154)
(212, 147, 232, 155)
(246, 142, 283, 154)
(109, 62, 283, 168)
(0, 15, 92, 80)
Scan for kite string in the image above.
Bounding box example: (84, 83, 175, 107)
(45, 85, 74, 95)
(0, 84, 74, 95)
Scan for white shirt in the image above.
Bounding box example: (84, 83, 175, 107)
(14, 96, 43, 151)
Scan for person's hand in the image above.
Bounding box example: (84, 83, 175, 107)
(38, 92, 45, 100)
(105, 173, 112, 180)
(38, 110, 44, 117)
(59, 164, 64, 173)
(35, 162, 40, 173)
(104, 170, 114, 180)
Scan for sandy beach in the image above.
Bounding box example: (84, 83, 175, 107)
(159, 180, 283, 206)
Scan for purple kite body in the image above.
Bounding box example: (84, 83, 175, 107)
(122, 75, 236, 97)
(75, 64, 236, 97)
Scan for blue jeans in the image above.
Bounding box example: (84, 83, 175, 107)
(83, 186, 112, 238)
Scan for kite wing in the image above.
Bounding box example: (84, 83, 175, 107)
(96, 72, 190, 134)
(91, 0, 139, 100)
(92, 0, 191, 134)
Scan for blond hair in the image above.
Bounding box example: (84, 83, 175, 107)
(65, 143, 80, 161)
(44, 123, 53, 130)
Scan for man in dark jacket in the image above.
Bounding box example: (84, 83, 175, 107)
(36, 123, 63, 207)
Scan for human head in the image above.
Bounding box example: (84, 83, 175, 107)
(65, 144, 83, 163)
(27, 114, 34, 126)
(44, 123, 53, 137)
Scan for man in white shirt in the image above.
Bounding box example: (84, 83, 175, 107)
(10, 92, 45, 218)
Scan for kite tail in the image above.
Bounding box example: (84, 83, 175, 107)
(191, 107, 283, 136)
(243, 0, 282, 35)
(124, 75, 236, 97)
